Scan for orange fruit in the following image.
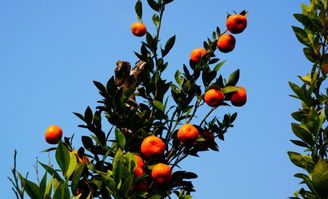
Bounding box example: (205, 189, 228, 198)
(177, 123, 199, 143)
(226, 14, 247, 34)
(134, 167, 144, 178)
(204, 88, 225, 107)
(134, 155, 144, 168)
(190, 48, 207, 62)
(45, 125, 63, 144)
(131, 22, 147, 37)
(230, 86, 247, 106)
(72, 150, 90, 164)
(140, 136, 166, 157)
(217, 34, 236, 53)
(151, 163, 172, 184)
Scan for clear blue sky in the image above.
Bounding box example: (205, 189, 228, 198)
(0, 0, 310, 198)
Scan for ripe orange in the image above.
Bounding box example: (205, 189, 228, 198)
(72, 150, 90, 164)
(131, 22, 147, 37)
(190, 48, 207, 62)
(177, 123, 199, 143)
(230, 86, 247, 106)
(134, 167, 144, 178)
(204, 88, 225, 107)
(226, 14, 247, 34)
(140, 136, 166, 157)
(151, 163, 172, 184)
(217, 34, 236, 53)
(45, 125, 63, 144)
(133, 154, 145, 177)
(134, 155, 144, 168)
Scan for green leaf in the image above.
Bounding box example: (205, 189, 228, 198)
(84, 106, 93, 124)
(120, 175, 134, 197)
(55, 141, 70, 174)
(303, 47, 318, 63)
(44, 176, 53, 198)
(115, 129, 126, 149)
(226, 69, 240, 86)
(294, 173, 318, 195)
(302, 109, 322, 136)
(294, 14, 313, 28)
(213, 60, 226, 72)
(292, 26, 312, 47)
(153, 100, 165, 112)
(71, 163, 85, 194)
(288, 151, 315, 172)
(53, 181, 70, 199)
(135, 0, 142, 20)
(312, 159, 328, 197)
(39, 171, 47, 196)
(162, 35, 176, 57)
(113, 149, 124, 184)
(66, 152, 78, 179)
(291, 111, 307, 122)
(291, 123, 314, 146)
(39, 162, 63, 182)
(222, 86, 239, 93)
(152, 13, 160, 26)
(175, 70, 184, 85)
(290, 139, 310, 148)
(289, 81, 313, 106)
(147, 0, 160, 11)
(93, 80, 107, 96)
(102, 175, 117, 196)
(18, 172, 42, 199)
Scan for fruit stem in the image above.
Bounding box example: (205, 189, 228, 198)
(186, 96, 203, 124)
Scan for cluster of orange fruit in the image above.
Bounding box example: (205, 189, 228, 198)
(190, 14, 247, 108)
(190, 14, 247, 59)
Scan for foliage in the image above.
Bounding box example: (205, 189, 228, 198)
(289, 0, 328, 198)
(9, 0, 248, 198)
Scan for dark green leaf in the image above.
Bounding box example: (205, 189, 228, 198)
(162, 35, 176, 57)
(135, 0, 142, 20)
(147, 0, 160, 11)
(84, 106, 93, 124)
(303, 47, 318, 63)
(289, 81, 313, 106)
(71, 163, 85, 194)
(226, 69, 240, 86)
(292, 26, 311, 47)
(312, 159, 328, 197)
(18, 172, 42, 199)
(153, 100, 165, 112)
(291, 123, 314, 146)
(82, 136, 94, 151)
(288, 151, 315, 172)
(152, 13, 160, 26)
(115, 129, 126, 149)
(39, 162, 63, 182)
(290, 140, 310, 148)
(55, 142, 70, 174)
(93, 81, 107, 96)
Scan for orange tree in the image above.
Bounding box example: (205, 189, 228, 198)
(289, 0, 328, 198)
(9, 1, 248, 198)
